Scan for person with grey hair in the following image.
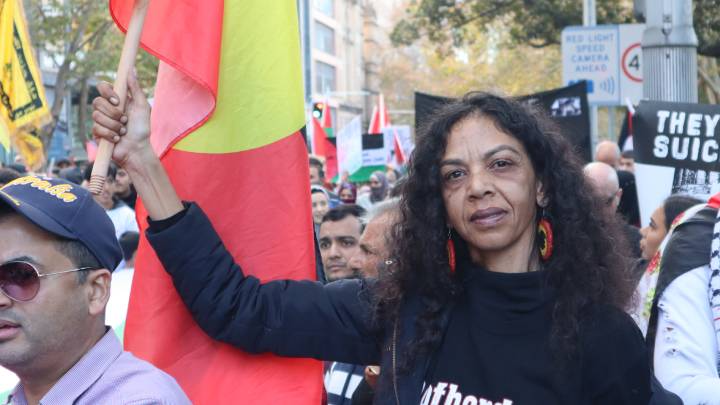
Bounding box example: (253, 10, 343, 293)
(350, 198, 400, 279)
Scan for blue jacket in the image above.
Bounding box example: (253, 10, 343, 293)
(147, 203, 429, 405)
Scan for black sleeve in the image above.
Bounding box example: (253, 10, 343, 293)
(145, 202, 381, 365)
(581, 308, 652, 405)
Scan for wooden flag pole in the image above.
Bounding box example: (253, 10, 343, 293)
(89, 0, 151, 195)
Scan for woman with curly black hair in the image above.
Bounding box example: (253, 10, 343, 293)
(93, 81, 653, 404)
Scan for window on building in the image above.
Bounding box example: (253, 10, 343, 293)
(314, 0, 334, 18)
(314, 22, 335, 55)
(315, 61, 336, 94)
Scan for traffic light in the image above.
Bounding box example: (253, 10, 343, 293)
(312, 102, 325, 119)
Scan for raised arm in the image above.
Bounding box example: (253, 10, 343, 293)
(146, 202, 380, 364)
(91, 73, 382, 366)
(91, 72, 183, 221)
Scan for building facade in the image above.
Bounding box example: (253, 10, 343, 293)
(299, 0, 389, 132)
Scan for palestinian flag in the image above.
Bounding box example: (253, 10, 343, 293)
(109, 0, 320, 403)
(313, 102, 337, 180)
(368, 94, 405, 165)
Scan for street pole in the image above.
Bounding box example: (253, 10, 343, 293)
(642, 0, 698, 103)
(583, 0, 599, 152)
(641, 0, 698, 194)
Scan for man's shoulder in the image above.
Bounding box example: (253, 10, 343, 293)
(85, 350, 190, 404)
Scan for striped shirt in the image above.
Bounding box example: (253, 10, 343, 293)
(5, 329, 190, 405)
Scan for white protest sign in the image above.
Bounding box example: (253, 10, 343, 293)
(383, 126, 414, 163)
(362, 134, 392, 166)
(394, 125, 414, 159)
(336, 116, 363, 177)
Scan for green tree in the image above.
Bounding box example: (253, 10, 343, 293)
(25, 0, 157, 151)
(391, 0, 720, 58)
(379, 22, 562, 126)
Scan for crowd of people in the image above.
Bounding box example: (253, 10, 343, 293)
(0, 78, 719, 405)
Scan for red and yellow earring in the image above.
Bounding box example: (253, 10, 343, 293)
(537, 208, 554, 262)
(447, 228, 456, 274)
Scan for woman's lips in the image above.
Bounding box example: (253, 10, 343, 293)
(470, 208, 507, 227)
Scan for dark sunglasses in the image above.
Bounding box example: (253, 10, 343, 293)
(0, 261, 95, 302)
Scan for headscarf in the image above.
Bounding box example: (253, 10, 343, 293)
(370, 171, 388, 203)
(338, 182, 357, 204)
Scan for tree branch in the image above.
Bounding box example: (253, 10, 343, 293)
(698, 64, 720, 97)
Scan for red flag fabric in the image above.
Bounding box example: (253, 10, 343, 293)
(321, 99, 333, 134)
(367, 94, 388, 134)
(85, 140, 98, 162)
(312, 117, 338, 181)
(109, 1, 321, 404)
(368, 94, 405, 165)
(393, 130, 406, 165)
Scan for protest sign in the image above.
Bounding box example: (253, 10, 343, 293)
(415, 82, 592, 162)
(634, 100, 720, 225)
(336, 116, 363, 177)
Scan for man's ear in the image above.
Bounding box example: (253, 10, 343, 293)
(85, 269, 111, 316)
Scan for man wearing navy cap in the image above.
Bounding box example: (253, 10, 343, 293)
(0, 175, 189, 405)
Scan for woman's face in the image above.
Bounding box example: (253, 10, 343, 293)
(311, 192, 329, 225)
(339, 188, 354, 202)
(640, 206, 667, 260)
(369, 175, 381, 190)
(440, 115, 544, 263)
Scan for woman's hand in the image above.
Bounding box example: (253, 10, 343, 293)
(91, 71, 184, 220)
(91, 71, 152, 168)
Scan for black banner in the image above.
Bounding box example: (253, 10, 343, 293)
(415, 82, 592, 162)
(634, 100, 720, 172)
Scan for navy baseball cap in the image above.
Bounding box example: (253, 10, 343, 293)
(0, 175, 122, 271)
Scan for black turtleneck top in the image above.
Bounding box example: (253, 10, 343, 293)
(421, 262, 651, 405)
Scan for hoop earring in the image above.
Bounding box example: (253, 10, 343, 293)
(537, 209, 554, 262)
(447, 228, 456, 274)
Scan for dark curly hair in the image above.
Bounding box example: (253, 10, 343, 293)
(373, 92, 634, 369)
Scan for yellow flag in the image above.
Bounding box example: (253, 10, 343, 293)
(12, 129, 43, 169)
(0, 119, 9, 154)
(0, 0, 51, 168)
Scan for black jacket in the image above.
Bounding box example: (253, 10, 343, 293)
(147, 203, 677, 405)
(148, 203, 422, 404)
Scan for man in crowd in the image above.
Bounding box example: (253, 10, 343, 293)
(322, 201, 400, 405)
(318, 204, 365, 404)
(584, 162, 641, 258)
(0, 175, 189, 404)
(82, 163, 139, 241)
(595, 140, 621, 169)
(345, 198, 400, 404)
(318, 204, 365, 282)
(619, 150, 635, 173)
(350, 198, 399, 279)
(113, 167, 137, 209)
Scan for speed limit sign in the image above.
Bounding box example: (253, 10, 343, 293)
(622, 43, 642, 82)
(619, 24, 644, 104)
